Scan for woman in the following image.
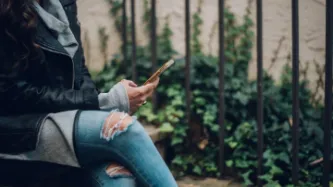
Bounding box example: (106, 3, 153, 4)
(0, 0, 177, 186)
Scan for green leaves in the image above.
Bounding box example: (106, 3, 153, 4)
(226, 160, 233, 167)
(191, 0, 203, 55)
(159, 122, 174, 133)
(193, 166, 202, 175)
(136, 102, 158, 123)
(235, 159, 250, 169)
(97, 0, 330, 186)
(241, 171, 253, 186)
(172, 155, 184, 166)
(228, 141, 238, 149)
(277, 152, 290, 164)
(171, 137, 183, 146)
(233, 91, 250, 105)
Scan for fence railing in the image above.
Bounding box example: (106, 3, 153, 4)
(256, 0, 263, 186)
(122, 0, 332, 186)
(291, 0, 300, 185)
(324, 0, 332, 186)
(218, 0, 226, 179)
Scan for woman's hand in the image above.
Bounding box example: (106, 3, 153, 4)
(120, 78, 159, 114)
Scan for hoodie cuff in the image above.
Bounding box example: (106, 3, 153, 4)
(98, 82, 130, 113)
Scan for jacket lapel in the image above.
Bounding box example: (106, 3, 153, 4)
(35, 18, 70, 57)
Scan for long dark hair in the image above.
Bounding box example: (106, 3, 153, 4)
(0, 0, 38, 70)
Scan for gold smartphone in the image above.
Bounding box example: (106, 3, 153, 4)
(143, 59, 175, 85)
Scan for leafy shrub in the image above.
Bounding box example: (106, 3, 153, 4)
(94, 0, 332, 186)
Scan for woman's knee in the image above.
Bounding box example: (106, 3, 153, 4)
(99, 111, 144, 141)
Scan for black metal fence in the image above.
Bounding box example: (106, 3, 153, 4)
(122, 0, 332, 186)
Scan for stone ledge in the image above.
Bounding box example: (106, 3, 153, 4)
(144, 124, 167, 143)
(177, 177, 241, 187)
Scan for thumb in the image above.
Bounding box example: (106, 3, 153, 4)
(121, 79, 137, 87)
(128, 81, 138, 87)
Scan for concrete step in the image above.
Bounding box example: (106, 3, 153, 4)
(144, 124, 168, 159)
(145, 124, 164, 142)
(177, 177, 242, 187)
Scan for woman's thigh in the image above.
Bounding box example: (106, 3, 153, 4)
(75, 110, 177, 187)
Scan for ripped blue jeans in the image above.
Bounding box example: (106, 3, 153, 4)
(75, 110, 178, 187)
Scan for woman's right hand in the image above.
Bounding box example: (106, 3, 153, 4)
(120, 78, 159, 114)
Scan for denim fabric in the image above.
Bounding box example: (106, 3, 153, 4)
(89, 163, 136, 187)
(75, 110, 178, 187)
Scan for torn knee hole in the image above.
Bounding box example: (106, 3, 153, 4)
(105, 163, 133, 178)
(101, 112, 134, 141)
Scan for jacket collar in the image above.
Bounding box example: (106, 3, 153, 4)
(35, 17, 70, 57)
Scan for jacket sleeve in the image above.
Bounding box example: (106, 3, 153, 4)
(0, 75, 99, 114)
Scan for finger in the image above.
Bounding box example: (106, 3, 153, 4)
(133, 97, 146, 105)
(145, 78, 159, 97)
(150, 77, 160, 88)
(133, 102, 143, 111)
(141, 85, 155, 99)
(139, 83, 155, 95)
(146, 90, 154, 98)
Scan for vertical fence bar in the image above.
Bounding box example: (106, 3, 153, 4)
(291, 0, 300, 185)
(131, 0, 137, 82)
(122, 0, 127, 75)
(218, 0, 225, 177)
(185, 0, 191, 125)
(151, 0, 157, 111)
(323, 0, 332, 186)
(256, 0, 263, 186)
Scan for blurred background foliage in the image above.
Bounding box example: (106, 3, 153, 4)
(94, 0, 333, 186)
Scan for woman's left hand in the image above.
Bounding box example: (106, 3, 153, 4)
(120, 78, 159, 113)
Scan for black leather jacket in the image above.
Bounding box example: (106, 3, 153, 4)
(0, 0, 100, 154)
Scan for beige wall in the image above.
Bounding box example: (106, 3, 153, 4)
(77, 0, 326, 95)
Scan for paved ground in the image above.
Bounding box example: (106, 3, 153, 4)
(177, 177, 242, 187)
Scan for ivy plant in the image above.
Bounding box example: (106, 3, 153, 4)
(95, 0, 333, 186)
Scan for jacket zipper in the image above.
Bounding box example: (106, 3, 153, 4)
(37, 44, 75, 89)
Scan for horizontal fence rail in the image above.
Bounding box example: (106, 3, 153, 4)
(123, 0, 332, 185)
